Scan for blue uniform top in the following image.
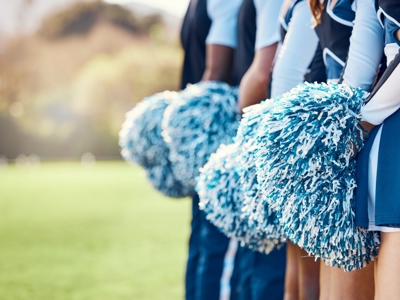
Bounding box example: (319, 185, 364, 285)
(355, 0, 400, 229)
(315, 0, 355, 81)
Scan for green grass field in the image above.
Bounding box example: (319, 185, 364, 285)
(0, 161, 191, 300)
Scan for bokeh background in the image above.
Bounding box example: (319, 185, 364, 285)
(0, 0, 191, 299)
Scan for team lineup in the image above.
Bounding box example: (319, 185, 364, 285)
(120, 0, 400, 299)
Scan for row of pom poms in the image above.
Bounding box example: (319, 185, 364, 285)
(120, 81, 381, 270)
(197, 82, 381, 270)
(119, 81, 240, 198)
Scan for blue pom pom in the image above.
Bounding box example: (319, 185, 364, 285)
(146, 163, 192, 198)
(163, 81, 240, 193)
(197, 100, 286, 254)
(254, 82, 380, 271)
(119, 91, 175, 168)
(236, 101, 286, 247)
(119, 91, 191, 198)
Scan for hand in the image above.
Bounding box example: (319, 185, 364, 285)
(347, 120, 375, 159)
(359, 120, 375, 140)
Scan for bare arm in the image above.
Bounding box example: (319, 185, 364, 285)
(202, 44, 235, 83)
(238, 43, 278, 110)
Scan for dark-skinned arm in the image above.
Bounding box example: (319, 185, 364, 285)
(202, 44, 235, 84)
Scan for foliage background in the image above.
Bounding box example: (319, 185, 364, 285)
(0, 0, 183, 160)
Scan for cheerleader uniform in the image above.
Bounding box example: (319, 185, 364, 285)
(313, 0, 383, 88)
(313, 0, 385, 247)
(355, 0, 400, 232)
(180, 1, 243, 299)
(314, 0, 356, 83)
(230, 1, 287, 299)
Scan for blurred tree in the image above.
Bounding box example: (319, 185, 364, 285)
(38, 0, 163, 39)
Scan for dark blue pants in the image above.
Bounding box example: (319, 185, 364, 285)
(231, 245, 286, 300)
(185, 195, 231, 300)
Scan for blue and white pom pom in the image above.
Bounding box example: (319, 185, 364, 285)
(119, 91, 177, 168)
(197, 143, 283, 254)
(254, 82, 380, 271)
(146, 162, 192, 198)
(197, 100, 286, 254)
(236, 101, 286, 247)
(163, 81, 241, 193)
(119, 91, 191, 198)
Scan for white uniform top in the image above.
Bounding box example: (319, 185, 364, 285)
(271, 1, 318, 98)
(254, 0, 283, 50)
(361, 57, 400, 125)
(206, 0, 244, 48)
(360, 4, 400, 126)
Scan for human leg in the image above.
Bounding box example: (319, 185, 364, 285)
(319, 261, 331, 300)
(375, 232, 400, 300)
(297, 247, 320, 300)
(329, 263, 374, 300)
(284, 242, 299, 300)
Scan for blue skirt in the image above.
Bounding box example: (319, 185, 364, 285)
(356, 108, 400, 228)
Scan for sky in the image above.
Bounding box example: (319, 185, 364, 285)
(104, 0, 190, 17)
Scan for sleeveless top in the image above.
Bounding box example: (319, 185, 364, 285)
(180, 0, 212, 89)
(233, 0, 256, 85)
(314, 0, 355, 81)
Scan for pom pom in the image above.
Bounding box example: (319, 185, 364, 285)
(163, 81, 240, 193)
(254, 82, 380, 271)
(198, 100, 286, 254)
(119, 91, 191, 198)
(197, 144, 282, 254)
(119, 91, 176, 168)
(146, 162, 192, 198)
(236, 101, 286, 247)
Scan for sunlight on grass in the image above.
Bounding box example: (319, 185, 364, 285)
(0, 161, 190, 300)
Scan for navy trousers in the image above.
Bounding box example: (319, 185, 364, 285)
(185, 195, 231, 300)
(231, 245, 286, 300)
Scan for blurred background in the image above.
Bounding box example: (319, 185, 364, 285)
(0, 0, 188, 161)
(0, 0, 191, 299)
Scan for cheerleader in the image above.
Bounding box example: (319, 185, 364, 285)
(236, 0, 332, 298)
(355, 0, 400, 298)
(271, 1, 326, 298)
(307, 0, 383, 299)
(180, 0, 243, 299)
(230, 1, 287, 299)
(236, 0, 324, 299)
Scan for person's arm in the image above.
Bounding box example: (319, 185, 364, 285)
(271, 1, 319, 98)
(239, 45, 278, 109)
(238, 0, 283, 110)
(340, 0, 384, 91)
(202, 45, 235, 83)
(202, 0, 243, 83)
